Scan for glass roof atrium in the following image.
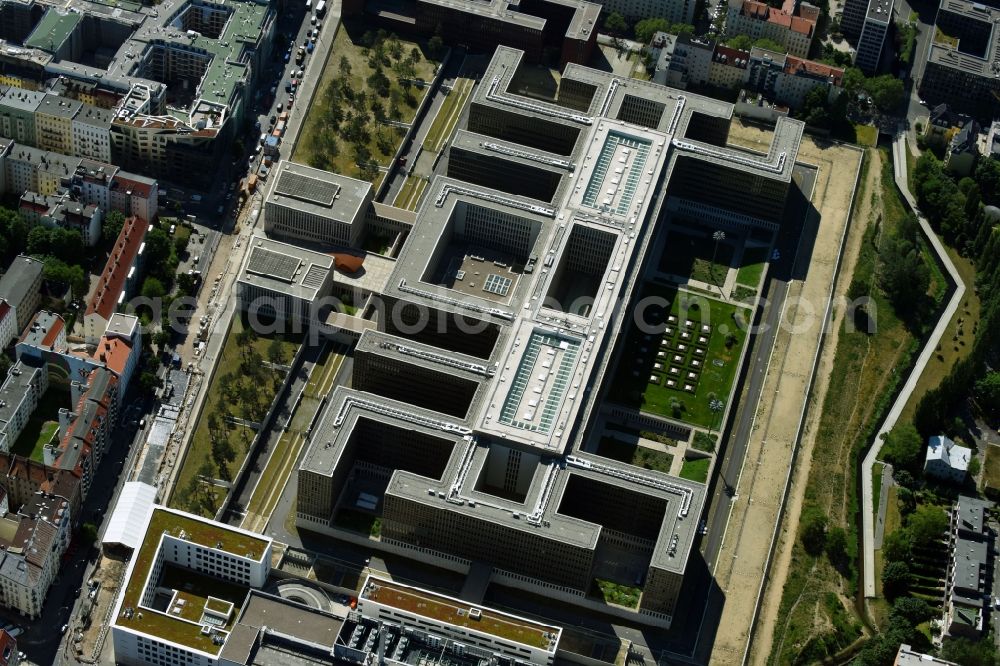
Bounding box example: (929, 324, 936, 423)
(581, 131, 652, 216)
(498, 330, 580, 435)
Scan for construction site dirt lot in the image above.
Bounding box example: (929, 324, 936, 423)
(73, 554, 127, 661)
(708, 121, 864, 665)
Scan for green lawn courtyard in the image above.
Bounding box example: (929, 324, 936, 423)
(11, 386, 70, 461)
(611, 285, 750, 428)
(736, 245, 769, 288)
(679, 457, 711, 483)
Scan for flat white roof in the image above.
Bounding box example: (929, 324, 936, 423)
(102, 481, 156, 550)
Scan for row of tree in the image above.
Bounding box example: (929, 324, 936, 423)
(912, 154, 1000, 434)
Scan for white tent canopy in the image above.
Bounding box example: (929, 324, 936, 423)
(102, 482, 157, 551)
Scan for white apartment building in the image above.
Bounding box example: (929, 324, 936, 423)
(71, 105, 113, 163)
(0, 362, 49, 454)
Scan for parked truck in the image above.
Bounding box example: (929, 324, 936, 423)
(264, 134, 280, 157)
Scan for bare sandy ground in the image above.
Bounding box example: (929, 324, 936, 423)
(708, 122, 865, 665)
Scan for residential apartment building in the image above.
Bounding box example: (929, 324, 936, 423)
(944, 496, 992, 637)
(650, 33, 714, 89)
(0, 89, 42, 147)
(709, 45, 750, 89)
(0, 302, 16, 352)
(263, 161, 371, 249)
(18, 191, 103, 246)
(71, 104, 113, 163)
(109, 173, 158, 223)
(919, 0, 1000, 118)
(0, 142, 157, 222)
(0, 361, 49, 459)
(84, 216, 148, 344)
(746, 46, 844, 107)
(854, 0, 893, 75)
(48, 368, 118, 498)
(650, 35, 843, 109)
(0, 256, 44, 334)
(725, 0, 819, 58)
(34, 94, 81, 155)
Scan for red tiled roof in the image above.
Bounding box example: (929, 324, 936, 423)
(715, 45, 751, 67)
(96, 336, 133, 376)
(740, 0, 816, 34)
(86, 216, 149, 321)
(789, 16, 814, 35)
(111, 176, 154, 199)
(785, 55, 844, 84)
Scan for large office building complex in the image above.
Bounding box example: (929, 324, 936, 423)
(297, 46, 804, 627)
(262, 161, 372, 249)
(919, 0, 1000, 118)
(109, 502, 566, 666)
(348, 0, 600, 67)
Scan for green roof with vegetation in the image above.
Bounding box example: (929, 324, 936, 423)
(25, 10, 82, 52)
(364, 578, 558, 649)
(116, 508, 268, 653)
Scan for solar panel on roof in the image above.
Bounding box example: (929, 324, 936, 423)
(246, 247, 300, 282)
(274, 171, 340, 207)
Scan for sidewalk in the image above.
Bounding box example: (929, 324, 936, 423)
(859, 130, 966, 597)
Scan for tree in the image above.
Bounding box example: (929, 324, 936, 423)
(177, 272, 199, 297)
(410, 46, 422, 62)
(153, 329, 171, 347)
(841, 66, 866, 95)
(975, 371, 1000, 415)
(800, 508, 827, 555)
(339, 55, 352, 79)
(891, 596, 934, 625)
(881, 528, 912, 563)
(27, 226, 51, 255)
(139, 371, 161, 392)
(80, 522, 99, 546)
(603, 11, 628, 37)
(635, 18, 670, 43)
(940, 637, 1000, 666)
(144, 227, 173, 270)
(865, 74, 904, 112)
(880, 423, 924, 470)
(908, 504, 948, 543)
(880, 560, 910, 599)
(725, 34, 753, 51)
(754, 37, 786, 53)
(103, 210, 126, 242)
(825, 526, 850, 573)
(141, 276, 166, 299)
